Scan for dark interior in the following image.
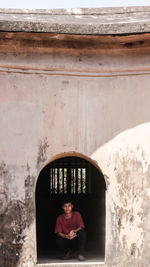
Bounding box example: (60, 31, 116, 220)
(36, 156, 106, 262)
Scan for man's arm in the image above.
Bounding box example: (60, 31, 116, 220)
(73, 227, 82, 233)
(72, 212, 85, 233)
(58, 232, 76, 239)
(58, 232, 68, 239)
(55, 216, 76, 239)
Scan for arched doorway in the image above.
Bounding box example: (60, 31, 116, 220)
(36, 154, 106, 263)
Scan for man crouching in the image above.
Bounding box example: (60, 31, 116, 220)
(55, 198, 86, 261)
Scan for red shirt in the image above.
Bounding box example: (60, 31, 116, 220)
(55, 211, 85, 234)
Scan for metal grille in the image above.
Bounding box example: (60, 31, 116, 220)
(50, 167, 86, 194)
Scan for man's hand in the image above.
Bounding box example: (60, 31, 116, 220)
(59, 230, 77, 240)
(58, 233, 75, 239)
(68, 230, 77, 239)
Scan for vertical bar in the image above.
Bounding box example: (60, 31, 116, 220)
(54, 168, 56, 193)
(65, 168, 67, 194)
(74, 168, 76, 194)
(57, 168, 59, 194)
(59, 169, 61, 193)
(81, 168, 83, 193)
(71, 168, 74, 194)
(84, 168, 86, 193)
(67, 167, 71, 194)
(59, 169, 62, 194)
(75, 168, 78, 194)
(71, 168, 73, 194)
(54, 168, 56, 194)
(72, 168, 75, 194)
(78, 168, 81, 194)
(82, 168, 85, 193)
(62, 168, 64, 194)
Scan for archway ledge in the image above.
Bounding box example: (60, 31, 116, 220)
(42, 151, 108, 190)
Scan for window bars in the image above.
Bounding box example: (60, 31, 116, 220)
(50, 167, 86, 194)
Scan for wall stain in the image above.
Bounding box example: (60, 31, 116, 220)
(24, 164, 36, 227)
(109, 148, 150, 266)
(0, 162, 36, 267)
(36, 137, 49, 169)
(0, 199, 26, 267)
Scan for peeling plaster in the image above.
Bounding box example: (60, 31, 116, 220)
(92, 123, 150, 266)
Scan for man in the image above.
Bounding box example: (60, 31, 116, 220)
(55, 198, 86, 261)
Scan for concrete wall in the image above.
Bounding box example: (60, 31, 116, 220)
(0, 32, 150, 267)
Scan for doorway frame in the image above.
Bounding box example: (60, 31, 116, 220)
(34, 151, 108, 264)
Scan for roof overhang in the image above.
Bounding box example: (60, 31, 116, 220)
(0, 6, 150, 35)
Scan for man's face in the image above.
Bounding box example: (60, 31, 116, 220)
(62, 202, 73, 214)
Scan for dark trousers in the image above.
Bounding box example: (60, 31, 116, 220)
(56, 229, 86, 254)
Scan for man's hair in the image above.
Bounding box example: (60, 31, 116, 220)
(61, 197, 73, 206)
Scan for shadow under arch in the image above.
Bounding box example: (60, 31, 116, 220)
(36, 152, 106, 263)
(43, 151, 104, 175)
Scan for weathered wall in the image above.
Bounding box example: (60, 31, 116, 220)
(0, 32, 150, 267)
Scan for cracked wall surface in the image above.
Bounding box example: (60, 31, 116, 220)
(0, 32, 150, 267)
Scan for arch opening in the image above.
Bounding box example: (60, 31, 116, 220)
(36, 155, 106, 263)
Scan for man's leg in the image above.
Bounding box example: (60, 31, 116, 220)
(56, 236, 71, 259)
(76, 229, 86, 254)
(69, 230, 86, 259)
(75, 229, 86, 261)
